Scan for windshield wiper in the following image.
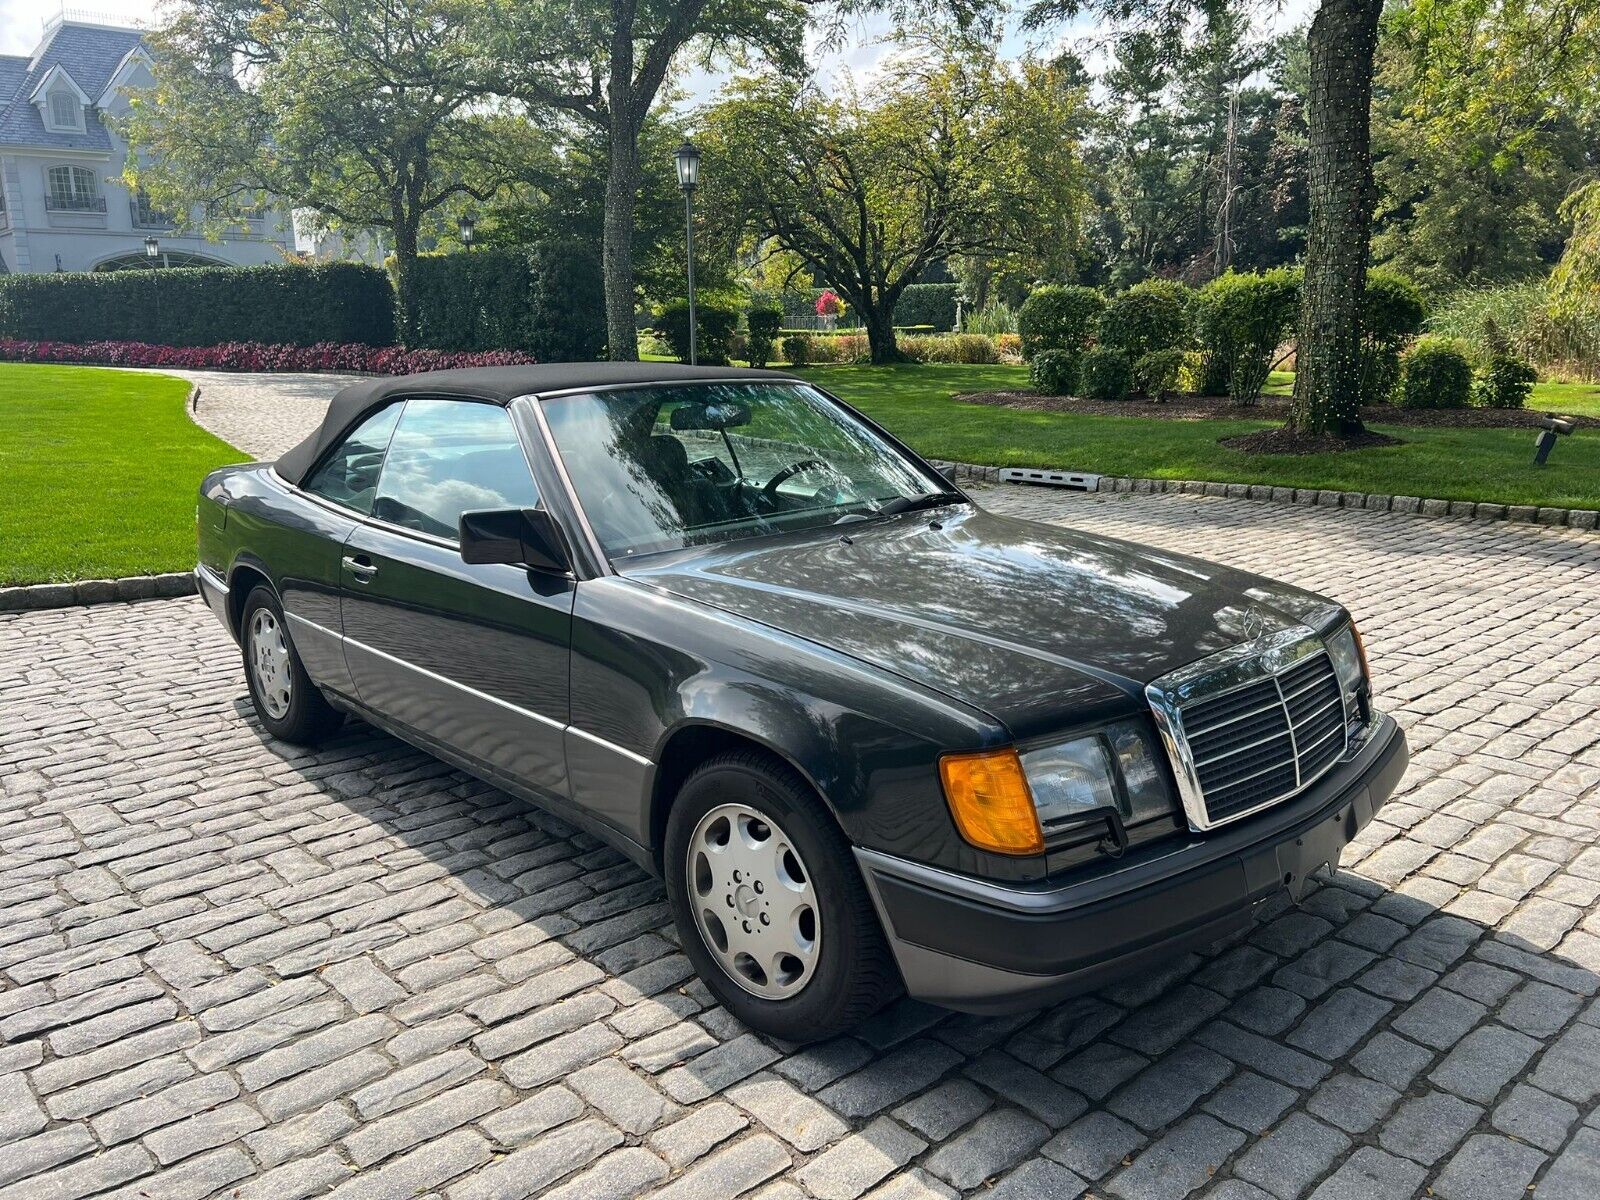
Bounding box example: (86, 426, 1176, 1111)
(874, 491, 963, 517)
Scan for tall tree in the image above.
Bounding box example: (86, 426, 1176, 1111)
(699, 39, 1091, 363)
(1371, 0, 1600, 291)
(1285, 0, 1382, 436)
(481, 0, 806, 360)
(123, 0, 536, 343)
(1029, 0, 1384, 436)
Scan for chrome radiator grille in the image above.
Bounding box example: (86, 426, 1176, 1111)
(1146, 627, 1351, 831)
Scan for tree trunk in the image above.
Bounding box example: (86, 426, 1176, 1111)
(1286, 0, 1383, 436)
(862, 302, 902, 364)
(603, 124, 642, 361)
(392, 218, 420, 347)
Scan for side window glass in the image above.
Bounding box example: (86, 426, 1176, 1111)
(372, 400, 539, 540)
(303, 403, 402, 514)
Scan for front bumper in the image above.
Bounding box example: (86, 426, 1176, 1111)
(856, 713, 1408, 1014)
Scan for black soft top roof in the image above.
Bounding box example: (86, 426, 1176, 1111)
(274, 362, 794, 486)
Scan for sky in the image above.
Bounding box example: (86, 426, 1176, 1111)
(4, 0, 1315, 91)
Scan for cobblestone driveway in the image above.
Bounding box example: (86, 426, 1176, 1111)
(5, 413, 1600, 1198)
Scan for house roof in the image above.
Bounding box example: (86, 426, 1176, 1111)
(0, 20, 146, 152)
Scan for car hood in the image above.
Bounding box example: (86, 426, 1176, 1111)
(625, 504, 1341, 740)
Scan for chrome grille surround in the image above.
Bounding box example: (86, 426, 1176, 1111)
(1145, 625, 1354, 832)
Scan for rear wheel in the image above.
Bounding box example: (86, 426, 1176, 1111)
(664, 750, 899, 1040)
(240, 585, 342, 745)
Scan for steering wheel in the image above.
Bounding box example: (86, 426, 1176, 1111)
(763, 458, 829, 499)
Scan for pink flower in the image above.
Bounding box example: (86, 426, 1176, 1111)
(816, 290, 844, 317)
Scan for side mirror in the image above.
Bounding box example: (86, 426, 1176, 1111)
(459, 508, 570, 573)
(937, 463, 958, 485)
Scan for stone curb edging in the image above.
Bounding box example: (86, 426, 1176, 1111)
(937, 461, 1599, 532)
(0, 572, 196, 613)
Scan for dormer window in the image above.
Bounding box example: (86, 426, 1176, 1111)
(46, 88, 85, 132)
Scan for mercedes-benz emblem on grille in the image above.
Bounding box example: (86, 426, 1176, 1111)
(1241, 605, 1266, 641)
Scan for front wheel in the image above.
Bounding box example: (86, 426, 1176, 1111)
(239, 585, 342, 745)
(664, 750, 900, 1041)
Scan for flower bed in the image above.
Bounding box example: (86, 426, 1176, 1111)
(0, 339, 539, 375)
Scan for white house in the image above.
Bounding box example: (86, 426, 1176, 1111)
(0, 15, 295, 275)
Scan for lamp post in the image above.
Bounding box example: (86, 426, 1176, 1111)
(144, 236, 161, 330)
(458, 215, 475, 252)
(674, 141, 701, 365)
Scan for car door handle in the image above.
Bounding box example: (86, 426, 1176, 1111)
(342, 555, 378, 582)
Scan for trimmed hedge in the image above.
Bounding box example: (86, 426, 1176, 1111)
(1018, 285, 1104, 359)
(0, 262, 393, 347)
(0, 338, 537, 374)
(1029, 349, 1079, 396)
(409, 242, 605, 360)
(656, 299, 741, 365)
(746, 306, 782, 369)
(1099, 281, 1192, 361)
(895, 284, 960, 331)
(1078, 348, 1133, 401)
(1192, 269, 1301, 403)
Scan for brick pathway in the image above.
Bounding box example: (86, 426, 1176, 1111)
(173, 370, 365, 461)
(3, 391, 1600, 1197)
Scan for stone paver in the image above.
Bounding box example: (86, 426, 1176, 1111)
(3, 387, 1600, 1196)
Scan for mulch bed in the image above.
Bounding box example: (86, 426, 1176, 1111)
(1218, 428, 1405, 456)
(960, 391, 1591, 430)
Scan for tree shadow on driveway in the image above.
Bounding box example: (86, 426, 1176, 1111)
(233, 697, 1600, 1200)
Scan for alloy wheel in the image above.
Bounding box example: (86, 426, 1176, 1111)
(686, 802, 821, 999)
(249, 609, 293, 720)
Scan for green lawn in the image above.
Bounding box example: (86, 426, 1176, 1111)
(1263, 369, 1600, 417)
(0, 365, 243, 586)
(802, 363, 1600, 510)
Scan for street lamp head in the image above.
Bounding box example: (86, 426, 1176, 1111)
(143, 236, 159, 260)
(458, 215, 475, 247)
(674, 141, 701, 191)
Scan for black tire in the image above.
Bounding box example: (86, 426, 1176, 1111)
(239, 585, 343, 745)
(663, 749, 901, 1041)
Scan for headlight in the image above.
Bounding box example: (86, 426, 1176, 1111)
(1325, 621, 1370, 724)
(941, 722, 1177, 856)
(1020, 720, 1175, 838)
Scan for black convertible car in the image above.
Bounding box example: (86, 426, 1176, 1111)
(197, 363, 1408, 1040)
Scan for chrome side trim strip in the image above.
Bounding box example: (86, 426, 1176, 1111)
(286, 612, 653, 766)
(566, 722, 653, 767)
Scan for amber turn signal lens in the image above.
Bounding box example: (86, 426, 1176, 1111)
(1350, 621, 1371, 681)
(940, 749, 1044, 856)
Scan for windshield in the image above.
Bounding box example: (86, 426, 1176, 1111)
(541, 382, 955, 559)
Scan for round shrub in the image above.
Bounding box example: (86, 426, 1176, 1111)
(1191, 269, 1301, 403)
(1018, 285, 1105, 359)
(1099, 281, 1192, 360)
(746, 305, 782, 369)
(1473, 352, 1538, 409)
(780, 333, 812, 366)
(1398, 336, 1474, 409)
(1078, 348, 1133, 401)
(1359, 270, 1426, 405)
(1133, 349, 1186, 397)
(656, 298, 739, 365)
(1029, 348, 1080, 397)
